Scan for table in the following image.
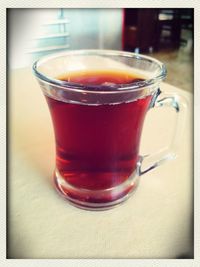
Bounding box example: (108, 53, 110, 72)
(8, 67, 193, 259)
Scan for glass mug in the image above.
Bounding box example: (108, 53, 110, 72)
(33, 50, 187, 210)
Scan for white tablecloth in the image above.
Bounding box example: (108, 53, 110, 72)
(8, 67, 193, 259)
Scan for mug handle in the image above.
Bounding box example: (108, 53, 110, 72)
(138, 90, 188, 175)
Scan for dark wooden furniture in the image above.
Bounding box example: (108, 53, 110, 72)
(123, 8, 193, 53)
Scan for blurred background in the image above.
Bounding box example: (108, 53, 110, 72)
(8, 8, 193, 92)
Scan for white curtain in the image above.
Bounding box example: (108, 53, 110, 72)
(8, 8, 123, 69)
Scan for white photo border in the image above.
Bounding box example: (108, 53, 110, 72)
(1, 1, 199, 266)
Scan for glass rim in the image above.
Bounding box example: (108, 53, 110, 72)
(32, 49, 167, 93)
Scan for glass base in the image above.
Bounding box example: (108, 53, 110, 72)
(54, 169, 140, 211)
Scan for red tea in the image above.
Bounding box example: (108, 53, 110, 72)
(45, 70, 152, 201)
